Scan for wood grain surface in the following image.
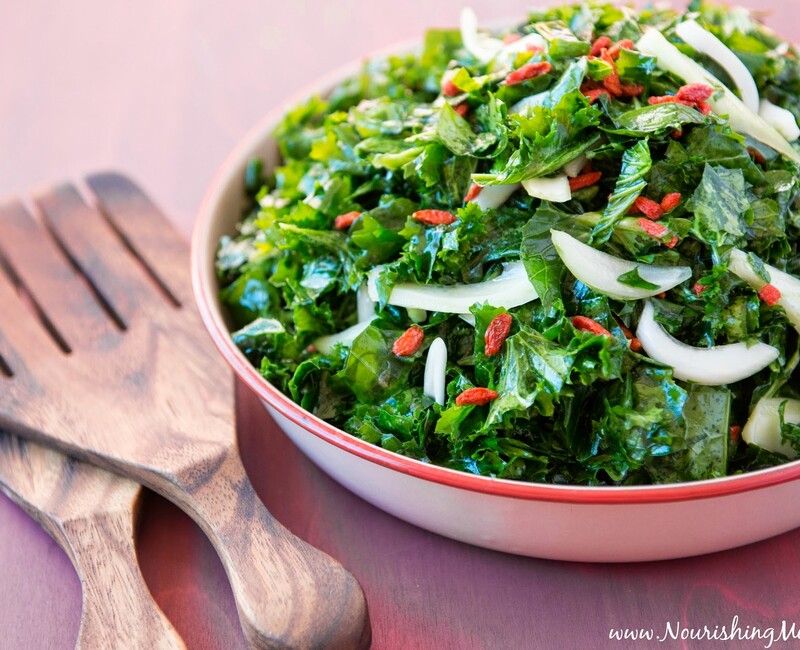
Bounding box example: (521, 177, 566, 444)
(0, 174, 368, 649)
(1, 2, 800, 649)
(0, 434, 184, 649)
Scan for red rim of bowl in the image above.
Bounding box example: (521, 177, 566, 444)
(192, 40, 800, 506)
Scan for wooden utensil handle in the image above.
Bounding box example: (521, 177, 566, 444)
(60, 510, 185, 650)
(168, 447, 370, 649)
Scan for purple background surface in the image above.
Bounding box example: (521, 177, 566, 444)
(1, 1, 800, 648)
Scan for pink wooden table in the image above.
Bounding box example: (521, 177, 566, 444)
(2, 2, 800, 648)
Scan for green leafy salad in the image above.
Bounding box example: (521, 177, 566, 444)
(217, 1, 800, 485)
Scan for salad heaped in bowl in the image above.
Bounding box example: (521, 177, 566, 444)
(217, 2, 800, 487)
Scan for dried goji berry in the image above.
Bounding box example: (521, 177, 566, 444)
(693, 282, 706, 296)
(676, 83, 714, 103)
(590, 35, 613, 56)
(464, 183, 482, 202)
(455, 387, 499, 407)
(392, 325, 425, 357)
(696, 100, 713, 115)
(629, 337, 643, 352)
(759, 284, 782, 306)
(647, 95, 688, 106)
(412, 209, 457, 226)
(748, 147, 767, 165)
(484, 313, 513, 357)
(729, 424, 741, 443)
(568, 171, 602, 191)
(582, 87, 610, 104)
(334, 211, 361, 230)
(453, 102, 470, 118)
(608, 38, 635, 59)
(633, 196, 664, 220)
(571, 315, 613, 338)
(620, 83, 644, 97)
(660, 192, 682, 213)
(671, 129, 684, 139)
(441, 75, 461, 97)
(664, 236, 680, 249)
(505, 61, 552, 86)
(638, 218, 668, 239)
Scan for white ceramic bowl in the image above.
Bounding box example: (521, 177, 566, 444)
(192, 47, 800, 562)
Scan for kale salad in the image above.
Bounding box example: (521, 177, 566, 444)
(217, 1, 800, 486)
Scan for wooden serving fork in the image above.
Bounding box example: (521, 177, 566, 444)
(0, 174, 369, 649)
(0, 433, 184, 649)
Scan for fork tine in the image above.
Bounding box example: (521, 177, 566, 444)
(85, 172, 190, 305)
(0, 199, 121, 352)
(0, 264, 62, 368)
(34, 184, 165, 325)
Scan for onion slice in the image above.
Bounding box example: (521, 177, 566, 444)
(469, 183, 520, 210)
(728, 249, 800, 332)
(522, 175, 572, 202)
(759, 99, 800, 142)
(314, 320, 371, 355)
(367, 262, 538, 313)
(460, 7, 503, 63)
(674, 20, 759, 113)
(742, 398, 800, 458)
(637, 27, 800, 163)
(357, 283, 375, 323)
(551, 229, 692, 300)
(563, 155, 587, 178)
(423, 337, 448, 406)
(636, 301, 779, 385)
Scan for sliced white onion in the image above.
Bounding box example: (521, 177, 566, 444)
(469, 183, 520, 210)
(637, 28, 800, 163)
(636, 301, 779, 385)
(563, 155, 587, 178)
(521, 175, 572, 202)
(675, 20, 759, 113)
(728, 249, 800, 332)
(759, 99, 800, 142)
(314, 320, 371, 355)
(551, 229, 692, 300)
(423, 337, 448, 406)
(460, 7, 503, 63)
(742, 397, 800, 458)
(367, 261, 537, 313)
(357, 283, 375, 323)
(459, 313, 476, 325)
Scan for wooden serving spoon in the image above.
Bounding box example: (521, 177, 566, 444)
(0, 433, 184, 649)
(0, 173, 370, 649)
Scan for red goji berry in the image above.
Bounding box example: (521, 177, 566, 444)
(568, 171, 602, 191)
(453, 102, 470, 118)
(608, 38, 635, 59)
(582, 87, 610, 103)
(412, 209, 457, 226)
(748, 147, 767, 165)
(456, 387, 499, 406)
(484, 313, 513, 357)
(671, 129, 684, 139)
(571, 315, 613, 338)
(334, 211, 361, 230)
(392, 324, 425, 357)
(676, 83, 714, 103)
(441, 76, 461, 97)
(464, 183, 482, 202)
(664, 236, 680, 249)
(590, 35, 613, 56)
(633, 196, 664, 220)
(656, 292, 667, 299)
(729, 424, 741, 443)
(660, 192, 682, 213)
(693, 282, 706, 296)
(759, 284, 782, 306)
(696, 100, 713, 115)
(638, 218, 668, 239)
(505, 61, 552, 86)
(620, 83, 644, 97)
(630, 337, 643, 352)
